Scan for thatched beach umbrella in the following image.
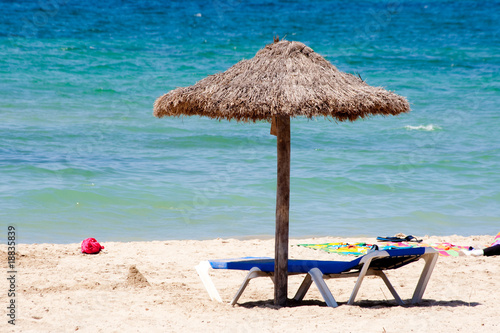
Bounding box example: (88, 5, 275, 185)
(154, 39, 410, 306)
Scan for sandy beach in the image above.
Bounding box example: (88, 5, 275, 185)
(1, 234, 498, 332)
(2, 1, 499, 332)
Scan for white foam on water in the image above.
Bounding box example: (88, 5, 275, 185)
(404, 124, 442, 131)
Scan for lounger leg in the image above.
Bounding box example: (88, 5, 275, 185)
(230, 267, 272, 305)
(195, 261, 223, 303)
(374, 270, 405, 306)
(411, 252, 438, 304)
(293, 273, 313, 302)
(308, 268, 338, 307)
(347, 257, 374, 305)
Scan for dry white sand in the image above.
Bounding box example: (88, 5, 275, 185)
(1, 234, 498, 332)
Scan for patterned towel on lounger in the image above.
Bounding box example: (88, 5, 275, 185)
(297, 241, 472, 257)
(296, 242, 374, 256)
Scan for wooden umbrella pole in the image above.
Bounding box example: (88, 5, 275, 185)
(274, 115, 290, 306)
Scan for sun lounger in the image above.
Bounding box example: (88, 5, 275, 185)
(195, 248, 438, 307)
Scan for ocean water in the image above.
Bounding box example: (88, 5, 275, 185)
(1, 0, 499, 244)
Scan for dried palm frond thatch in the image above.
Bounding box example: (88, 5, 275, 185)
(154, 40, 410, 122)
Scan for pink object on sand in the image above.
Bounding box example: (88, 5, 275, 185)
(81, 238, 104, 254)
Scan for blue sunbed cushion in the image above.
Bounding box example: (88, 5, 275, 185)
(208, 248, 427, 274)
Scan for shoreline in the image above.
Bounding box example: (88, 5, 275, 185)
(5, 232, 497, 246)
(1, 234, 498, 332)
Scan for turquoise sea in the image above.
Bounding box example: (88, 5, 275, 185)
(1, 0, 499, 244)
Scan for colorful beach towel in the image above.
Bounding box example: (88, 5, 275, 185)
(377, 242, 471, 257)
(491, 232, 500, 247)
(297, 242, 372, 256)
(298, 241, 471, 257)
(297, 242, 413, 256)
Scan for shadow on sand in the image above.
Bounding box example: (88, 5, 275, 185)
(236, 298, 480, 309)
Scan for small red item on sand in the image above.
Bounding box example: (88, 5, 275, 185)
(81, 238, 104, 254)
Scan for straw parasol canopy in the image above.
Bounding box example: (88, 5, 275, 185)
(154, 40, 409, 122)
(154, 39, 410, 307)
